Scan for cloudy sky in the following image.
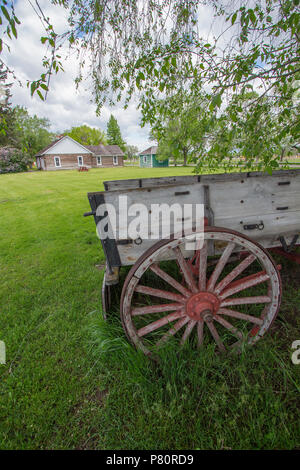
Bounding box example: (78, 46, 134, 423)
(2, 0, 155, 150)
(2, 1, 221, 151)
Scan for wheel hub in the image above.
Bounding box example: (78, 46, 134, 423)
(185, 292, 220, 322)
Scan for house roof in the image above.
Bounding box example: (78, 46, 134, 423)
(35, 135, 93, 157)
(35, 137, 63, 156)
(85, 144, 124, 156)
(36, 136, 124, 157)
(140, 146, 158, 155)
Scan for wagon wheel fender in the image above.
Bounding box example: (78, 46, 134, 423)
(120, 226, 282, 356)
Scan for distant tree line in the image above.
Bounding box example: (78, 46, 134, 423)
(0, 64, 54, 172)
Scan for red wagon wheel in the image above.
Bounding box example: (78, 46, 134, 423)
(120, 227, 281, 356)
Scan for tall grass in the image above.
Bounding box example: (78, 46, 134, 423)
(0, 168, 299, 449)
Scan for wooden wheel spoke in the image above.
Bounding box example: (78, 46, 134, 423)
(121, 228, 281, 357)
(197, 321, 204, 347)
(150, 263, 191, 297)
(198, 241, 208, 291)
(220, 270, 270, 299)
(214, 315, 243, 340)
(205, 321, 226, 352)
(135, 285, 185, 303)
(173, 247, 198, 293)
(221, 295, 271, 307)
(132, 303, 184, 316)
(207, 242, 235, 292)
(214, 254, 256, 295)
(218, 308, 264, 326)
(180, 320, 196, 345)
(156, 317, 189, 348)
(137, 311, 184, 337)
(189, 251, 198, 266)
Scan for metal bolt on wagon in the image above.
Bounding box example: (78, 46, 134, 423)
(85, 169, 300, 356)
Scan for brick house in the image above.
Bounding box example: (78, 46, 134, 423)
(35, 135, 124, 170)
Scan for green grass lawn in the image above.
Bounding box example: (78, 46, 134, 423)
(0, 167, 299, 450)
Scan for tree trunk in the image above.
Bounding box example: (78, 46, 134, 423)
(183, 149, 187, 166)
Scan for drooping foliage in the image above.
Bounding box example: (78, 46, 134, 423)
(152, 91, 216, 166)
(1, 0, 299, 171)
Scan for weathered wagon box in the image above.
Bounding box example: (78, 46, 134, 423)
(86, 169, 300, 356)
(88, 169, 300, 268)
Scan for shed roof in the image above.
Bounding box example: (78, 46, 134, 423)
(140, 146, 158, 155)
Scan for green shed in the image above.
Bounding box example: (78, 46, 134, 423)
(139, 146, 169, 168)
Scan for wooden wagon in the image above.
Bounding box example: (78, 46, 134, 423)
(85, 169, 300, 356)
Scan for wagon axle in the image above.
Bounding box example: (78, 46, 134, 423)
(185, 292, 220, 322)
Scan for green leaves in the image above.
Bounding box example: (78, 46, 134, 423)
(10, 19, 17, 38)
(248, 9, 257, 25)
(36, 90, 44, 101)
(210, 93, 222, 111)
(40, 35, 56, 47)
(106, 115, 126, 151)
(0, 102, 53, 166)
(66, 125, 107, 146)
(30, 81, 38, 97)
(0, 2, 20, 46)
(136, 71, 145, 89)
(39, 83, 49, 92)
(1, 5, 10, 22)
(151, 90, 216, 166)
(159, 82, 165, 92)
(27, 78, 48, 101)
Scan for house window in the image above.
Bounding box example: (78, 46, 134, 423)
(143, 156, 147, 163)
(78, 156, 83, 166)
(113, 156, 118, 165)
(54, 156, 61, 167)
(97, 156, 102, 166)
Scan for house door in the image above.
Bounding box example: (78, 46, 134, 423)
(41, 158, 45, 170)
